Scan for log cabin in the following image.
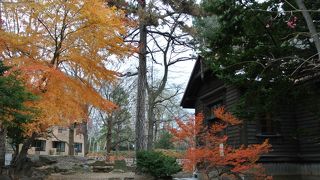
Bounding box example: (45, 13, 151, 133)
(181, 57, 320, 180)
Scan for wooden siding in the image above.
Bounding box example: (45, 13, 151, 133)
(195, 98, 205, 115)
(247, 121, 258, 144)
(225, 85, 241, 148)
(183, 58, 320, 163)
(246, 104, 299, 161)
(295, 98, 320, 160)
(196, 76, 225, 116)
(195, 79, 305, 161)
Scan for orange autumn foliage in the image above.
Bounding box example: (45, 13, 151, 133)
(168, 107, 272, 180)
(0, 0, 134, 135)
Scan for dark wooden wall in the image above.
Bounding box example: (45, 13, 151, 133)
(295, 97, 320, 161)
(192, 71, 320, 162)
(253, 104, 299, 161)
(225, 85, 242, 148)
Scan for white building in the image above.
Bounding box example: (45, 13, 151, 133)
(28, 126, 85, 156)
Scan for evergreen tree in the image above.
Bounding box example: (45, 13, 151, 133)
(196, 0, 320, 117)
(0, 62, 36, 166)
(155, 131, 174, 149)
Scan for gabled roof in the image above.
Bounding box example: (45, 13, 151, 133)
(180, 56, 205, 108)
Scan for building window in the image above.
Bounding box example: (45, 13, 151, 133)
(58, 127, 64, 133)
(33, 140, 46, 151)
(74, 143, 82, 153)
(57, 127, 68, 133)
(205, 100, 224, 127)
(52, 141, 66, 152)
(208, 100, 223, 118)
(258, 113, 281, 136)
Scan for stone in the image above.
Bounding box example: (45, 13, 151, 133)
(0, 175, 11, 180)
(53, 165, 69, 173)
(61, 171, 76, 175)
(89, 160, 106, 166)
(92, 165, 114, 173)
(39, 156, 57, 165)
(112, 169, 125, 173)
(114, 160, 127, 170)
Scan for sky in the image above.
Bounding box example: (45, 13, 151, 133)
(117, 55, 196, 93)
(168, 59, 195, 90)
(114, 0, 198, 113)
(169, 59, 196, 113)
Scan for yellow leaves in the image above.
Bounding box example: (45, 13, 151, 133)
(0, 31, 32, 56)
(18, 67, 117, 136)
(1, 0, 133, 136)
(18, 62, 117, 123)
(66, 53, 117, 85)
(81, 0, 114, 24)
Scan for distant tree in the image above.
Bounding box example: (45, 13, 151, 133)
(95, 82, 133, 160)
(119, 0, 198, 151)
(155, 130, 174, 149)
(168, 107, 271, 180)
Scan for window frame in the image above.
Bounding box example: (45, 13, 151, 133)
(74, 143, 82, 153)
(256, 113, 281, 137)
(52, 141, 66, 152)
(33, 140, 46, 151)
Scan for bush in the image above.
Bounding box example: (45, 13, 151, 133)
(136, 151, 181, 178)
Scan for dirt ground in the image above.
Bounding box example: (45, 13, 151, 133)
(46, 172, 135, 180)
(12, 155, 193, 180)
(45, 172, 195, 180)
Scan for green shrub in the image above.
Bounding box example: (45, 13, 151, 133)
(136, 151, 181, 178)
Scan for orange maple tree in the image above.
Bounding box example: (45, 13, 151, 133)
(168, 107, 272, 180)
(0, 0, 134, 135)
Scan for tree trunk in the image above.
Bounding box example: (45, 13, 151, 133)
(13, 133, 36, 171)
(68, 125, 74, 156)
(147, 99, 155, 150)
(135, 0, 147, 152)
(106, 116, 113, 161)
(115, 120, 121, 153)
(154, 117, 159, 143)
(89, 137, 92, 153)
(295, 0, 320, 60)
(0, 125, 6, 166)
(82, 122, 89, 155)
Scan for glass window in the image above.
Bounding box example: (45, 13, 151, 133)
(208, 100, 223, 118)
(258, 113, 280, 135)
(74, 143, 82, 153)
(58, 127, 63, 133)
(33, 140, 46, 151)
(52, 141, 65, 152)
